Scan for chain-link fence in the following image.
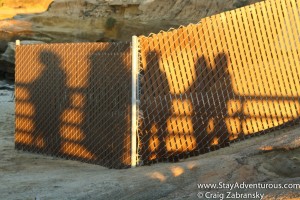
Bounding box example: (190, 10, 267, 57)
(15, 43, 132, 168)
(137, 0, 300, 164)
(15, 0, 299, 168)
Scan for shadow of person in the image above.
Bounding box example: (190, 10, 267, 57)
(83, 46, 132, 168)
(139, 50, 171, 163)
(191, 55, 213, 153)
(29, 50, 67, 155)
(211, 53, 232, 148)
(192, 53, 232, 152)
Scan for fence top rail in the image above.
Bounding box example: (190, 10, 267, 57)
(16, 41, 131, 46)
(138, 0, 275, 39)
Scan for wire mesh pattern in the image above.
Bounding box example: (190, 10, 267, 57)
(137, 0, 300, 164)
(15, 0, 300, 168)
(15, 42, 132, 168)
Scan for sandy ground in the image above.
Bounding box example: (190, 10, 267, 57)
(0, 81, 300, 200)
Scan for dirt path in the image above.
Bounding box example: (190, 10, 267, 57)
(0, 88, 299, 200)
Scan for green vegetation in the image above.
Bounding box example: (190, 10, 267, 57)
(105, 17, 117, 30)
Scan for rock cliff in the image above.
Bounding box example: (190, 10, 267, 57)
(0, 0, 263, 77)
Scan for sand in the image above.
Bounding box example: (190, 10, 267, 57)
(0, 82, 299, 200)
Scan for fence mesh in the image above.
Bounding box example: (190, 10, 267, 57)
(137, 0, 300, 164)
(15, 42, 132, 168)
(15, 0, 300, 168)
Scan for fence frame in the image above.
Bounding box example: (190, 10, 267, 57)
(131, 35, 139, 167)
(14, 0, 300, 168)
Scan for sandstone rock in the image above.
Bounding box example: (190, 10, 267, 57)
(0, 40, 8, 54)
(0, 40, 44, 64)
(0, 0, 264, 81)
(0, 0, 53, 20)
(0, 0, 263, 44)
(1, 42, 16, 64)
(0, 40, 44, 78)
(0, 60, 14, 75)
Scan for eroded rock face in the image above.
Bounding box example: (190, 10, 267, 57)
(0, 40, 8, 54)
(0, 0, 263, 43)
(260, 148, 300, 178)
(0, 40, 44, 78)
(1, 41, 45, 64)
(0, 0, 263, 77)
(0, 0, 53, 20)
(1, 42, 16, 65)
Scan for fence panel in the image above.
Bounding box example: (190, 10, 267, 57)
(14, 0, 300, 167)
(15, 42, 132, 168)
(138, 0, 300, 164)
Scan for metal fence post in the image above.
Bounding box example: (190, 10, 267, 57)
(131, 35, 139, 167)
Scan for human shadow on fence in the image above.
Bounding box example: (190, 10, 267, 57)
(139, 51, 170, 162)
(15, 45, 300, 168)
(140, 52, 240, 163)
(15, 50, 68, 155)
(191, 53, 233, 153)
(83, 47, 132, 168)
(139, 48, 300, 165)
(15, 46, 132, 169)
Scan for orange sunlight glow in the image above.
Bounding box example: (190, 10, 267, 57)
(165, 134, 196, 152)
(149, 136, 159, 152)
(211, 137, 219, 146)
(206, 118, 215, 134)
(167, 117, 194, 134)
(259, 146, 274, 151)
(16, 117, 34, 132)
(242, 117, 292, 135)
(170, 166, 185, 177)
(225, 117, 241, 140)
(15, 132, 33, 145)
(243, 100, 300, 118)
(0, 0, 53, 20)
(61, 142, 95, 160)
(61, 109, 84, 124)
(227, 100, 242, 116)
(163, 48, 197, 95)
(35, 136, 45, 148)
(15, 102, 35, 117)
(172, 99, 193, 115)
(148, 172, 167, 182)
(70, 93, 85, 108)
(149, 123, 159, 153)
(15, 87, 30, 100)
(60, 125, 85, 141)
